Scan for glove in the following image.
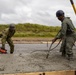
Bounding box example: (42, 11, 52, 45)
(52, 38, 57, 44)
(0, 47, 5, 50)
(0, 34, 2, 37)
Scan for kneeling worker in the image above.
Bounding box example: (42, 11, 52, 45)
(0, 24, 16, 54)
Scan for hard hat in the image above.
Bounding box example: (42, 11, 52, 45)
(56, 10, 64, 17)
(9, 24, 15, 28)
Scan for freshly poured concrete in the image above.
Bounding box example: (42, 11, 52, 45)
(0, 43, 76, 74)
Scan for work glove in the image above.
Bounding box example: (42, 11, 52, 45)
(52, 38, 57, 44)
(0, 34, 2, 37)
(0, 47, 5, 50)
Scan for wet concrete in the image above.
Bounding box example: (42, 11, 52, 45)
(0, 43, 76, 74)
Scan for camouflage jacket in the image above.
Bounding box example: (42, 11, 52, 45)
(56, 17, 75, 39)
(1, 28, 15, 39)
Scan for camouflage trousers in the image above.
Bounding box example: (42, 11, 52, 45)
(60, 33, 76, 56)
(1, 38, 14, 53)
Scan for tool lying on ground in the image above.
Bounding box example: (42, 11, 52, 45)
(0, 47, 7, 54)
(46, 39, 61, 59)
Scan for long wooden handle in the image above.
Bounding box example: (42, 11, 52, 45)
(70, 0, 76, 14)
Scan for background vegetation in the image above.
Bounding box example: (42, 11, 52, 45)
(0, 23, 61, 37)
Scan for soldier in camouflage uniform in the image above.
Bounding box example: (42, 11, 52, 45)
(52, 10, 76, 60)
(1, 24, 15, 54)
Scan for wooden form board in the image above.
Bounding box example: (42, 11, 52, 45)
(2, 70, 76, 75)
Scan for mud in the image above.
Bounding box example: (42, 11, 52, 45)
(0, 43, 76, 74)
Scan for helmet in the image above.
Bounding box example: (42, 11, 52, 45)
(9, 24, 15, 28)
(56, 10, 64, 17)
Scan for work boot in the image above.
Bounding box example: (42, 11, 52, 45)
(67, 54, 74, 61)
(62, 52, 66, 57)
(10, 52, 13, 54)
(61, 50, 66, 57)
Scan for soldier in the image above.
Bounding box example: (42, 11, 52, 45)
(52, 10, 76, 60)
(0, 24, 15, 54)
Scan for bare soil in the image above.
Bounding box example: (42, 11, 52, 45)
(12, 37, 53, 44)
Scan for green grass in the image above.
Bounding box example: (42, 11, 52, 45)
(14, 32, 57, 37)
(0, 23, 61, 37)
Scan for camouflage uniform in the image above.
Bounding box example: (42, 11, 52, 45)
(1, 28, 15, 53)
(56, 17, 76, 57)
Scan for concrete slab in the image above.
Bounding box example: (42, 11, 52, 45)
(0, 43, 76, 74)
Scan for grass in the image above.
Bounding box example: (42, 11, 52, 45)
(0, 23, 60, 37)
(14, 32, 57, 37)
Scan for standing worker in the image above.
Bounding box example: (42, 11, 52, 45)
(52, 10, 76, 60)
(0, 24, 16, 54)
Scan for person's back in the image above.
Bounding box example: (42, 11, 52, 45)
(61, 17, 75, 36)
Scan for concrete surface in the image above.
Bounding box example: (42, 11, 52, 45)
(0, 43, 76, 74)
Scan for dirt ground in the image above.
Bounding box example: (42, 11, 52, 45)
(0, 37, 53, 44)
(0, 37, 76, 74)
(13, 37, 53, 44)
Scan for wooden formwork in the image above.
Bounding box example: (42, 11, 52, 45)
(2, 70, 76, 75)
